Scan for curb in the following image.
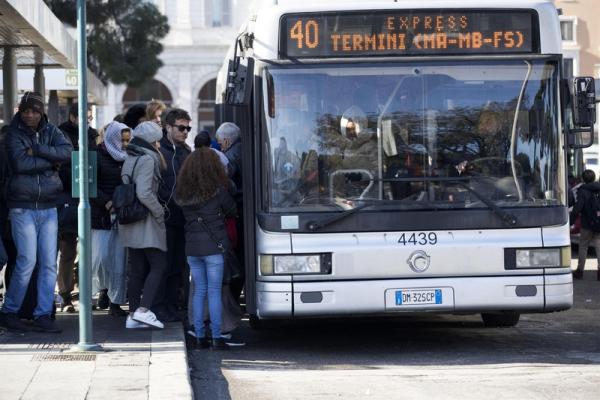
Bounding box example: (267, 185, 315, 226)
(149, 322, 194, 400)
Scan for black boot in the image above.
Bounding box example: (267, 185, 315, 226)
(97, 289, 109, 309)
(211, 338, 229, 350)
(196, 337, 211, 349)
(109, 303, 127, 317)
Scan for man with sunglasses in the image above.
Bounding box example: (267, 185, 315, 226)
(156, 108, 192, 321)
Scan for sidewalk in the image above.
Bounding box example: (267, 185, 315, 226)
(0, 311, 193, 400)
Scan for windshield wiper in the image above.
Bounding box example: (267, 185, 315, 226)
(447, 180, 518, 226)
(371, 176, 518, 226)
(306, 202, 372, 231)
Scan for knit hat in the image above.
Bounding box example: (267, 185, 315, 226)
(133, 121, 163, 144)
(18, 91, 44, 114)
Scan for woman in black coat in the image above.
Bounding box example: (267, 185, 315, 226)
(176, 147, 236, 350)
(90, 121, 131, 316)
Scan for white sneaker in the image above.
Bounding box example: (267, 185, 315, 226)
(126, 315, 150, 329)
(132, 309, 164, 329)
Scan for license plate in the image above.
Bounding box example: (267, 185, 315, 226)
(396, 289, 442, 306)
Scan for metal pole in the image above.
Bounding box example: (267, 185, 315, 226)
(74, 0, 101, 352)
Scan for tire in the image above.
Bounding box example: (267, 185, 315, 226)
(481, 312, 520, 327)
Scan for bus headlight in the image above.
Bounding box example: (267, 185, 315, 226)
(260, 254, 332, 275)
(513, 247, 569, 268)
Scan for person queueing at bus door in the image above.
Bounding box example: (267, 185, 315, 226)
(119, 121, 168, 329)
(215, 122, 244, 303)
(155, 108, 192, 322)
(570, 169, 600, 281)
(0, 92, 73, 333)
(146, 99, 167, 128)
(90, 122, 131, 317)
(56, 103, 98, 312)
(175, 147, 237, 350)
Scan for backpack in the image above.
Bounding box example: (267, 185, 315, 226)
(585, 190, 600, 232)
(112, 156, 148, 225)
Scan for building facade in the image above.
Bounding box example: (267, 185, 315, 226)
(99, 0, 259, 137)
(554, 0, 600, 79)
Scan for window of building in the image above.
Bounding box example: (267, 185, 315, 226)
(560, 17, 577, 43)
(205, 0, 231, 27)
(197, 79, 217, 134)
(563, 58, 574, 79)
(122, 79, 173, 110)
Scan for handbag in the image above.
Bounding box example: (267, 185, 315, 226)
(196, 215, 242, 283)
(112, 156, 148, 225)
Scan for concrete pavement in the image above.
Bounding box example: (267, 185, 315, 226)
(0, 311, 193, 400)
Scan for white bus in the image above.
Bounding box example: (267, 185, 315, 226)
(216, 0, 596, 327)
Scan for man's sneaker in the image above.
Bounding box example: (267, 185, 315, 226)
(187, 327, 197, 338)
(132, 309, 164, 329)
(126, 315, 150, 329)
(221, 331, 232, 340)
(0, 312, 28, 333)
(33, 315, 61, 333)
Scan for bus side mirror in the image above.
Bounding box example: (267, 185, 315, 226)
(569, 77, 597, 148)
(226, 57, 254, 106)
(573, 77, 596, 127)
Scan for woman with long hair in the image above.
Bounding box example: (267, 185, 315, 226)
(176, 147, 236, 350)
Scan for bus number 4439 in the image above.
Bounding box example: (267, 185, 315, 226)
(398, 232, 438, 245)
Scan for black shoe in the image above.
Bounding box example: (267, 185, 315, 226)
(0, 312, 28, 333)
(196, 338, 211, 349)
(33, 315, 62, 333)
(573, 270, 583, 280)
(211, 338, 229, 350)
(108, 303, 127, 317)
(97, 289, 109, 309)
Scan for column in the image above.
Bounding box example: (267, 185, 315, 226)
(2, 46, 18, 123)
(47, 90, 59, 125)
(33, 49, 45, 96)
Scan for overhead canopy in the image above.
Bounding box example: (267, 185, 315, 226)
(0, 0, 106, 104)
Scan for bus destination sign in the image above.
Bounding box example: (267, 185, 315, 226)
(281, 10, 538, 58)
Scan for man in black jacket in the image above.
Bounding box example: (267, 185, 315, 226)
(0, 92, 73, 333)
(56, 103, 98, 311)
(570, 169, 600, 281)
(156, 108, 192, 320)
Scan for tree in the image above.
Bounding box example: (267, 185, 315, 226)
(43, 0, 169, 87)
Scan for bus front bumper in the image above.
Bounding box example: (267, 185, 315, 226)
(255, 271, 573, 318)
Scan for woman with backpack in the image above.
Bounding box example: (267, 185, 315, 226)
(175, 147, 237, 349)
(118, 121, 168, 329)
(90, 121, 131, 317)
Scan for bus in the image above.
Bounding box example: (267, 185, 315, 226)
(216, 0, 596, 327)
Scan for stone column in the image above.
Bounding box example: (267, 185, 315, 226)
(47, 90, 59, 125)
(33, 49, 45, 96)
(2, 46, 18, 123)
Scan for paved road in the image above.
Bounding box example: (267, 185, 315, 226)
(188, 263, 600, 400)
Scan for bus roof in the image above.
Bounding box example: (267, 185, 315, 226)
(248, 0, 561, 59)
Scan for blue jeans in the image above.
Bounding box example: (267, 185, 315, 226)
(2, 208, 58, 318)
(188, 254, 224, 339)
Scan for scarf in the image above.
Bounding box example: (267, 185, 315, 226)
(104, 121, 128, 162)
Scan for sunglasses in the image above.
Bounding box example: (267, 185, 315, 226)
(174, 125, 192, 133)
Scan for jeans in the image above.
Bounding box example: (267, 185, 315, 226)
(188, 254, 224, 339)
(2, 208, 58, 318)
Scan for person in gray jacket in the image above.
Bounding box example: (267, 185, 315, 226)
(119, 121, 168, 329)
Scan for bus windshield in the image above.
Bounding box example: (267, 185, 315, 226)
(262, 59, 563, 212)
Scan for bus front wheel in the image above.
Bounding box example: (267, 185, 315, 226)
(481, 312, 520, 327)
